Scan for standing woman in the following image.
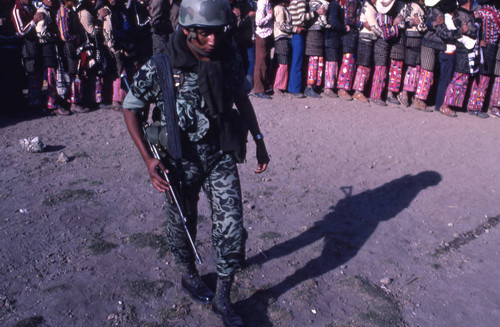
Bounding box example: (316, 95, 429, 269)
(287, 0, 325, 97)
(76, 0, 110, 109)
(11, 0, 44, 110)
(57, 0, 88, 113)
(466, 0, 500, 116)
(272, 0, 295, 94)
(304, 0, 330, 98)
(323, 0, 347, 98)
(36, 0, 72, 115)
(440, 0, 482, 117)
(337, 0, 361, 100)
(397, 0, 427, 109)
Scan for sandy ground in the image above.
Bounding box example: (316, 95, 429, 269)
(1, 94, 500, 327)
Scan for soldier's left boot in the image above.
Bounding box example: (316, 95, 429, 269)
(180, 266, 215, 304)
(212, 275, 244, 327)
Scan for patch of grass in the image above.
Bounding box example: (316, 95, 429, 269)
(259, 231, 282, 240)
(268, 303, 293, 324)
(430, 263, 441, 269)
(68, 178, 89, 186)
(128, 279, 173, 298)
(73, 152, 89, 158)
(129, 232, 169, 258)
(291, 279, 318, 302)
(339, 275, 405, 327)
(89, 180, 103, 186)
(43, 189, 95, 206)
(13, 316, 45, 327)
(88, 235, 118, 255)
(159, 296, 193, 324)
(43, 284, 70, 293)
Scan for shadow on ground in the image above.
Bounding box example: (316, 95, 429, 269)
(238, 171, 442, 326)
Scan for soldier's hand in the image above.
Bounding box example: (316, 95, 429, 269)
(146, 158, 170, 192)
(255, 140, 269, 174)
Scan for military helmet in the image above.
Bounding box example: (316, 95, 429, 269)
(179, 0, 232, 28)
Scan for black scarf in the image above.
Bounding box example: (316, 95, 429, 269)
(166, 30, 244, 154)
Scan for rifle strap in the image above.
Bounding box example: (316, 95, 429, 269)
(151, 54, 182, 162)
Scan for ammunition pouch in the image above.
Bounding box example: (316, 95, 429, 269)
(144, 122, 169, 149)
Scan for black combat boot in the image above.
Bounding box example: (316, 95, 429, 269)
(212, 275, 244, 327)
(180, 266, 215, 304)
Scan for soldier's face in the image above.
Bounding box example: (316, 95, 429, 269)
(190, 28, 225, 56)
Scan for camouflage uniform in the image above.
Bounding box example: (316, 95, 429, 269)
(123, 59, 247, 277)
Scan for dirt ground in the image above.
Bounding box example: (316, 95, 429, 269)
(1, 94, 499, 327)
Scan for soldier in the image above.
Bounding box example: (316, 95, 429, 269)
(122, 0, 270, 326)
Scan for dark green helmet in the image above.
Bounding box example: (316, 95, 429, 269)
(179, 0, 232, 28)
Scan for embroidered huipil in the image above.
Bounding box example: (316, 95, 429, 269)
(344, 0, 361, 28)
(476, 5, 500, 45)
(376, 13, 399, 40)
(57, 6, 77, 42)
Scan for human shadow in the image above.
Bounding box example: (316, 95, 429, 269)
(236, 171, 441, 326)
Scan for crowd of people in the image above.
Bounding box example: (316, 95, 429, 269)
(0, 0, 499, 118)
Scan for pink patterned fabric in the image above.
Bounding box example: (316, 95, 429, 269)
(467, 75, 490, 112)
(338, 53, 356, 90)
(324, 61, 339, 89)
(46, 68, 58, 109)
(307, 56, 324, 86)
(274, 64, 289, 91)
(445, 73, 469, 108)
(370, 65, 387, 100)
(490, 76, 500, 108)
(353, 65, 371, 92)
(71, 77, 82, 104)
(88, 76, 103, 104)
(388, 59, 403, 92)
(415, 69, 433, 100)
(112, 71, 127, 102)
(403, 65, 420, 92)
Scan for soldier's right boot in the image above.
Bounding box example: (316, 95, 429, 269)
(212, 275, 244, 327)
(180, 265, 214, 304)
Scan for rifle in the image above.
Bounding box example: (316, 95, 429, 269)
(121, 74, 203, 264)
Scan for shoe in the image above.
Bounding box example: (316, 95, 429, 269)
(386, 93, 400, 105)
(181, 271, 215, 304)
(112, 101, 122, 111)
(489, 107, 500, 118)
(439, 105, 457, 117)
(53, 107, 71, 116)
(289, 92, 306, 98)
(254, 92, 272, 99)
(304, 87, 321, 98)
(70, 104, 90, 114)
(274, 89, 286, 96)
(413, 98, 432, 112)
(338, 89, 353, 101)
(397, 91, 410, 107)
(98, 103, 111, 109)
(212, 276, 244, 327)
(369, 98, 387, 106)
(353, 91, 368, 103)
(323, 89, 338, 98)
(468, 110, 489, 119)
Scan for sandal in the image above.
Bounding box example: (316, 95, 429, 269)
(439, 105, 457, 117)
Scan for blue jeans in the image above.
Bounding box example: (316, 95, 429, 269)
(288, 34, 304, 93)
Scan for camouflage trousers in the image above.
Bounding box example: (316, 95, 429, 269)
(164, 140, 246, 277)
